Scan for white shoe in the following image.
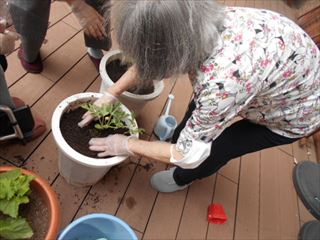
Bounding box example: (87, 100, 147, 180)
(150, 167, 190, 193)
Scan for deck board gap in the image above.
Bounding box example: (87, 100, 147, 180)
(71, 186, 93, 222)
(174, 187, 190, 240)
(232, 157, 242, 240)
(205, 173, 218, 239)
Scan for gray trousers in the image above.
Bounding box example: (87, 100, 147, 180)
(0, 66, 15, 109)
(9, 0, 51, 62)
(9, 0, 110, 62)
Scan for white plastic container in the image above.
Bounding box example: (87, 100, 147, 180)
(51, 92, 138, 186)
(99, 50, 164, 115)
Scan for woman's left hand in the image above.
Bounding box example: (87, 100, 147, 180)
(89, 134, 135, 157)
(0, 31, 19, 55)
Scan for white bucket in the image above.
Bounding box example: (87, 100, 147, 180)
(99, 50, 164, 115)
(51, 92, 139, 186)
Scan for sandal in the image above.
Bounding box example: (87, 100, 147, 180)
(12, 97, 25, 109)
(26, 116, 47, 141)
(18, 48, 43, 74)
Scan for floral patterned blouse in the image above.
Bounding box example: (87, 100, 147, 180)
(173, 7, 320, 168)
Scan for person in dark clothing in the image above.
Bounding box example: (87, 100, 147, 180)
(0, 28, 46, 141)
(8, 0, 111, 73)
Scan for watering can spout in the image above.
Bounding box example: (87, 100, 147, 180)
(164, 94, 174, 116)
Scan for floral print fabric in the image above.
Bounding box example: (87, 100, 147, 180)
(176, 7, 320, 156)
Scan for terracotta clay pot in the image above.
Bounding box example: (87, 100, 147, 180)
(0, 166, 61, 240)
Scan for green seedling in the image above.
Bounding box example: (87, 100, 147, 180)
(81, 102, 144, 135)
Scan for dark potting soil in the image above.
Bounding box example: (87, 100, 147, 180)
(106, 59, 155, 95)
(60, 107, 127, 158)
(20, 186, 49, 240)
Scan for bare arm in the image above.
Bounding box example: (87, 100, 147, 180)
(106, 65, 139, 97)
(128, 138, 183, 164)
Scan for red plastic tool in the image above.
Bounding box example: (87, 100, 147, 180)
(207, 203, 227, 224)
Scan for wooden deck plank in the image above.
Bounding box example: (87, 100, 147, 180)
(259, 147, 300, 240)
(293, 141, 309, 163)
(218, 157, 240, 183)
(116, 157, 167, 232)
(234, 0, 247, 7)
(234, 152, 260, 240)
(41, 21, 79, 59)
(135, 230, 143, 240)
(276, 0, 297, 20)
(52, 176, 90, 229)
(62, 13, 82, 31)
(224, 0, 236, 7)
(142, 190, 187, 240)
(23, 134, 59, 183)
(75, 161, 138, 218)
(9, 74, 53, 107)
(176, 176, 216, 240)
(49, 2, 71, 28)
(41, 32, 87, 82)
(292, 142, 316, 224)
(244, 0, 255, 8)
(207, 175, 238, 240)
(268, 0, 280, 13)
(254, 0, 270, 9)
(278, 144, 293, 156)
(5, 50, 27, 87)
(306, 137, 318, 163)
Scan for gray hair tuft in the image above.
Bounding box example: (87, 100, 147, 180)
(110, 0, 225, 82)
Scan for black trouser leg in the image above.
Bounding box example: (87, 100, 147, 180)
(171, 101, 299, 186)
(171, 100, 196, 144)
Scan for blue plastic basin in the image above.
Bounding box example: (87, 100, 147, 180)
(58, 213, 138, 240)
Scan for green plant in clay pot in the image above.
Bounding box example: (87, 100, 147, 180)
(0, 169, 34, 239)
(0, 167, 60, 240)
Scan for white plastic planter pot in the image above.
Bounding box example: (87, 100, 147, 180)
(51, 92, 139, 186)
(99, 50, 164, 115)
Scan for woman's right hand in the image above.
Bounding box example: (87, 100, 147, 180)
(0, 30, 19, 55)
(78, 92, 118, 128)
(78, 65, 139, 127)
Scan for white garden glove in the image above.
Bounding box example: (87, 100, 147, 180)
(0, 31, 19, 55)
(69, 0, 105, 39)
(78, 92, 118, 127)
(89, 134, 136, 157)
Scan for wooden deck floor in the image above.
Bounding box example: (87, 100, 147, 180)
(1, 0, 319, 239)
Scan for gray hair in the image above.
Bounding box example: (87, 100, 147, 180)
(110, 0, 225, 82)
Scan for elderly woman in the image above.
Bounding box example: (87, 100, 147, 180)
(79, 1, 320, 193)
